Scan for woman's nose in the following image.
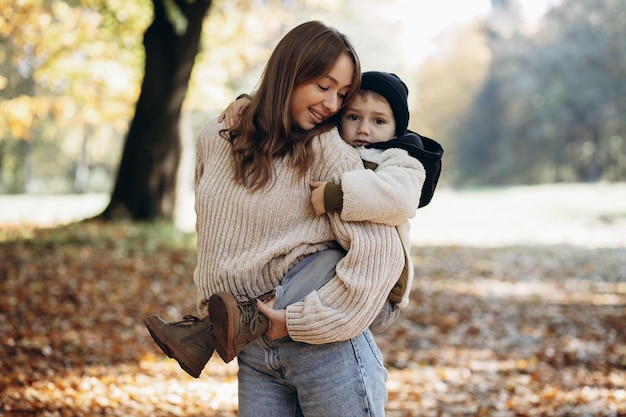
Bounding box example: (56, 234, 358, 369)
(323, 94, 339, 114)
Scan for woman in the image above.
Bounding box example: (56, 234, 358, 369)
(194, 21, 404, 416)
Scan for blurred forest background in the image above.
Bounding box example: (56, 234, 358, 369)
(1, 0, 624, 218)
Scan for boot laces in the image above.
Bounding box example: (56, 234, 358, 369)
(174, 315, 203, 328)
(238, 301, 264, 333)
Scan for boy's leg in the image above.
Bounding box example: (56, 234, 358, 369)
(209, 248, 344, 362)
(142, 248, 348, 372)
(273, 248, 345, 309)
(275, 248, 401, 334)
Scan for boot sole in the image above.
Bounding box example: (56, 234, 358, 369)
(208, 293, 238, 363)
(143, 315, 203, 378)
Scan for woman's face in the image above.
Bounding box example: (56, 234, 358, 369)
(289, 54, 355, 131)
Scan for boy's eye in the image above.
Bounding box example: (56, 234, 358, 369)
(374, 118, 387, 125)
(345, 113, 359, 121)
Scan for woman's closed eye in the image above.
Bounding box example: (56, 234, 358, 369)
(318, 84, 329, 92)
(319, 84, 347, 102)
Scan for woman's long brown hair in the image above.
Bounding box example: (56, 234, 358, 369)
(221, 21, 361, 191)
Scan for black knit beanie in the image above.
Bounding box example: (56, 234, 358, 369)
(360, 71, 410, 137)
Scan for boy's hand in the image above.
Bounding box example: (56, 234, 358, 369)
(218, 95, 251, 129)
(309, 181, 328, 216)
(257, 299, 288, 339)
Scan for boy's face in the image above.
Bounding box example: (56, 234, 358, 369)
(339, 92, 396, 146)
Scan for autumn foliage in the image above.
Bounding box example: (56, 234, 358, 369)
(0, 220, 624, 416)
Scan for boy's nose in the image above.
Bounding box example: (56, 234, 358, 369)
(357, 122, 370, 134)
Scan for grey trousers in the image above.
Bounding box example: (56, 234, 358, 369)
(274, 248, 399, 333)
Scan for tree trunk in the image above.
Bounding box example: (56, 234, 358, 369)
(101, 0, 211, 221)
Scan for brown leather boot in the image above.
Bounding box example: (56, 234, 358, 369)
(208, 292, 270, 363)
(143, 314, 215, 378)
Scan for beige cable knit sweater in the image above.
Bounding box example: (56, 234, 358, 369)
(192, 118, 404, 344)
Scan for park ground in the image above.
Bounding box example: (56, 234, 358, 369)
(0, 183, 625, 416)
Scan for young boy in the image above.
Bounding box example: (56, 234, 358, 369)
(307, 71, 443, 324)
(144, 71, 443, 377)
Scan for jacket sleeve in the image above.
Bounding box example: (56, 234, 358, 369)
(340, 148, 425, 226)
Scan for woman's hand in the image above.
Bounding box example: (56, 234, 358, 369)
(218, 95, 252, 129)
(309, 181, 328, 216)
(257, 299, 288, 339)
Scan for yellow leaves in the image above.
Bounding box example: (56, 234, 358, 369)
(50, 0, 70, 16)
(0, 95, 49, 140)
(1, 1, 147, 143)
(36, 9, 52, 28)
(49, 96, 76, 119)
(1, 101, 32, 140)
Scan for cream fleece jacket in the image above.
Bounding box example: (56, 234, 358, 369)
(193, 118, 404, 344)
(340, 147, 426, 308)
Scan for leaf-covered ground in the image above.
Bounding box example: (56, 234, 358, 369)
(0, 216, 625, 416)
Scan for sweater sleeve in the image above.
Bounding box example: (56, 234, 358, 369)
(285, 132, 405, 344)
(340, 147, 425, 226)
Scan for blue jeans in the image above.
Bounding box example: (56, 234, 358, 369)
(237, 329, 388, 416)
